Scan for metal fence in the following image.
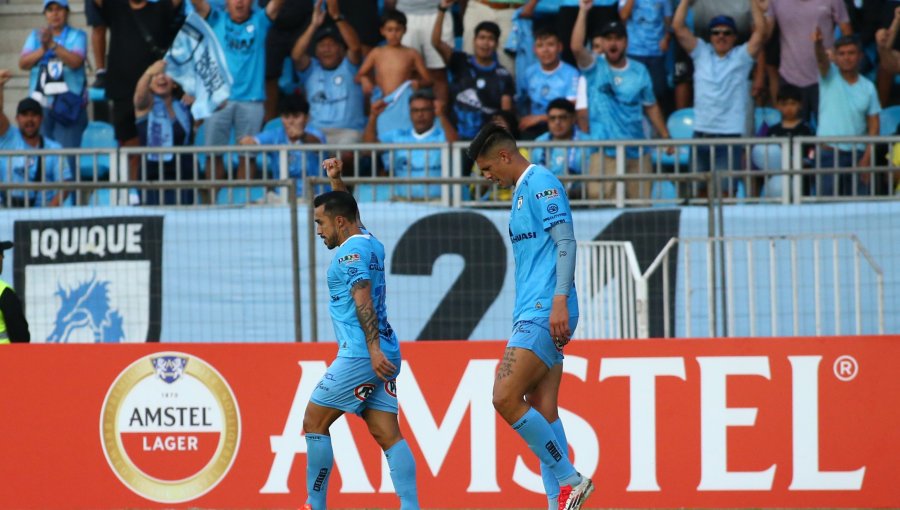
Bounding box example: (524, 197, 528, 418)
(575, 241, 648, 340)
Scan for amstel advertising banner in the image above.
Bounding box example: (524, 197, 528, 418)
(1, 337, 898, 509)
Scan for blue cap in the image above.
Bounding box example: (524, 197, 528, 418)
(43, 0, 69, 10)
(708, 15, 736, 32)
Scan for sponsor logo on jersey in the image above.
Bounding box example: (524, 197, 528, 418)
(510, 231, 537, 244)
(535, 188, 560, 200)
(338, 253, 361, 264)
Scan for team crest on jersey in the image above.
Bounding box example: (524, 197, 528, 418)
(516, 196, 523, 209)
(547, 203, 559, 214)
(338, 253, 361, 264)
(535, 189, 560, 200)
(354, 383, 376, 401)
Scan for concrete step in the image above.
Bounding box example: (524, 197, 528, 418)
(0, 2, 87, 30)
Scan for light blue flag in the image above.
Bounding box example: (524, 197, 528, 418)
(164, 12, 233, 120)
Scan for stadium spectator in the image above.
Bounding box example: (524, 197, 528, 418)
(431, 0, 514, 141)
(292, 0, 365, 144)
(571, 1, 672, 201)
(258, 0, 314, 121)
(619, 0, 673, 115)
(751, 84, 814, 197)
(192, 0, 285, 189)
(530, 98, 593, 197)
(814, 29, 880, 196)
(876, 4, 900, 106)
(673, 0, 766, 190)
(519, 28, 579, 139)
(364, 88, 457, 200)
(0, 70, 72, 208)
(93, 0, 183, 146)
(0, 241, 30, 343)
(557, 0, 621, 66)
(19, 0, 88, 155)
(386, 0, 454, 109)
(238, 94, 327, 197)
(133, 60, 195, 205)
(764, 0, 852, 123)
(356, 10, 432, 137)
(461, 0, 518, 74)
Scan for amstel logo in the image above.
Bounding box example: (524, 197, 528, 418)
(100, 352, 240, 503)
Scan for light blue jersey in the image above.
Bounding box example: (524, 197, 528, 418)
(254, 123, 327, 195)
(0, 129, 71, 207)
(624, 0, 672, 57)
(327, 234, 400, 359)
(531, 129, 593, 176)
(380, 121, 447, 199)
(208, 8, 271, 101)
(301, 58, 366, 131)
(509, 164, 578, 322)
(524, 61, 580, 116)
(22, 25, 87, 97)
(817, 63, 880, 152)
(581, 56, 655, 157)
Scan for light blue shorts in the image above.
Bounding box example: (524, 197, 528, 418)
(310, 356, 402, 415)
(508, 316, 579, 369)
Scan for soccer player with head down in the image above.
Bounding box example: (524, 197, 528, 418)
(302, 166, 419, 510)
(468, 124, 594, 510)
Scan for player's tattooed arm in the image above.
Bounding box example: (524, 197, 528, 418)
(351, 279, 397, 381)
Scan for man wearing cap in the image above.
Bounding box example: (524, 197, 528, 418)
(673, 0, 766, 189)
(571, 0, 672, 201)
(291, 0, 365, 144)
(0, 241, 30, 344)
(364, 88, 458, 200)
(19, 0, 88, 153)
(0, 69, 72, 208)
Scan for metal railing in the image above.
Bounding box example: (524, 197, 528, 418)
(575, 241, 648, 340)
(643, 234, 885, 338)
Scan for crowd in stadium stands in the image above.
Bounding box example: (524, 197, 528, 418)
(3, 0, 900, 205)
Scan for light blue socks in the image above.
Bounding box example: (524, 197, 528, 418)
(305, 433, 334, 510)
(385, 439, 419, 509)
(542, 418, 570, 509)
(511, 408, 580, 487)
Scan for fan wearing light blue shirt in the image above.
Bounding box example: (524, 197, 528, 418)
(364, 88, 458, 200)
(520, 27, 580, 140)
(292, 1, 366, 144)
(619, 0, 673, 113)
(531, 98, 593, 195)
(0, 77, 71, 208)
(191, 0, 285, 188)
(571, 0, 671, 201)
(238, 94, 328, 197)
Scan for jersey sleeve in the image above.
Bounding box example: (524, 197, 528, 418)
(529, 171, 573, 231)
(21, 30, 39, 55)
(255, 128, 279, 145)
(336, 243, 371, 291)
(68, 28, 87, 57)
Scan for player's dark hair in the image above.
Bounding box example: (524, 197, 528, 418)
(776, 84, 803, 103)
(546, 97, 575, 114)
(314, 191, 359, 222)
(467, 123, 517, 160)
(533, 27, 561, 43)
(474, 21, 501, 41)
(490, 109, 521, 139)
(279, 94, 309, 115)
(381, 9, 407, 27)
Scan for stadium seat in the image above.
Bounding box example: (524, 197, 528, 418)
(879, 105, 900, 136)
(650, 108, 694, 169)
(78, 121, 116, 180)
(754, 107, 782, 134)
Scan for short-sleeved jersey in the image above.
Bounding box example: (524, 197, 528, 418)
(690, 39, 755, 135)
(254, 123, 327, 195)
(509, 164, 579, 322)
(22, 25, 87, 97)
(0, 129, 71, 207)
(817, 63, 881, 151)
(624, 0, 673, 58)
(447, 51, 515, 139)
(207, 7, 271, 101)
(327, 234, 400, 359)
(379, 121, 447, 199)
(300, 57, 366, 131)
(581, 56, 655, 157)
(523, 61, 580, 116)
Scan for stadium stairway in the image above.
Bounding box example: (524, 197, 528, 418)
(0, 0, 92, 120)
